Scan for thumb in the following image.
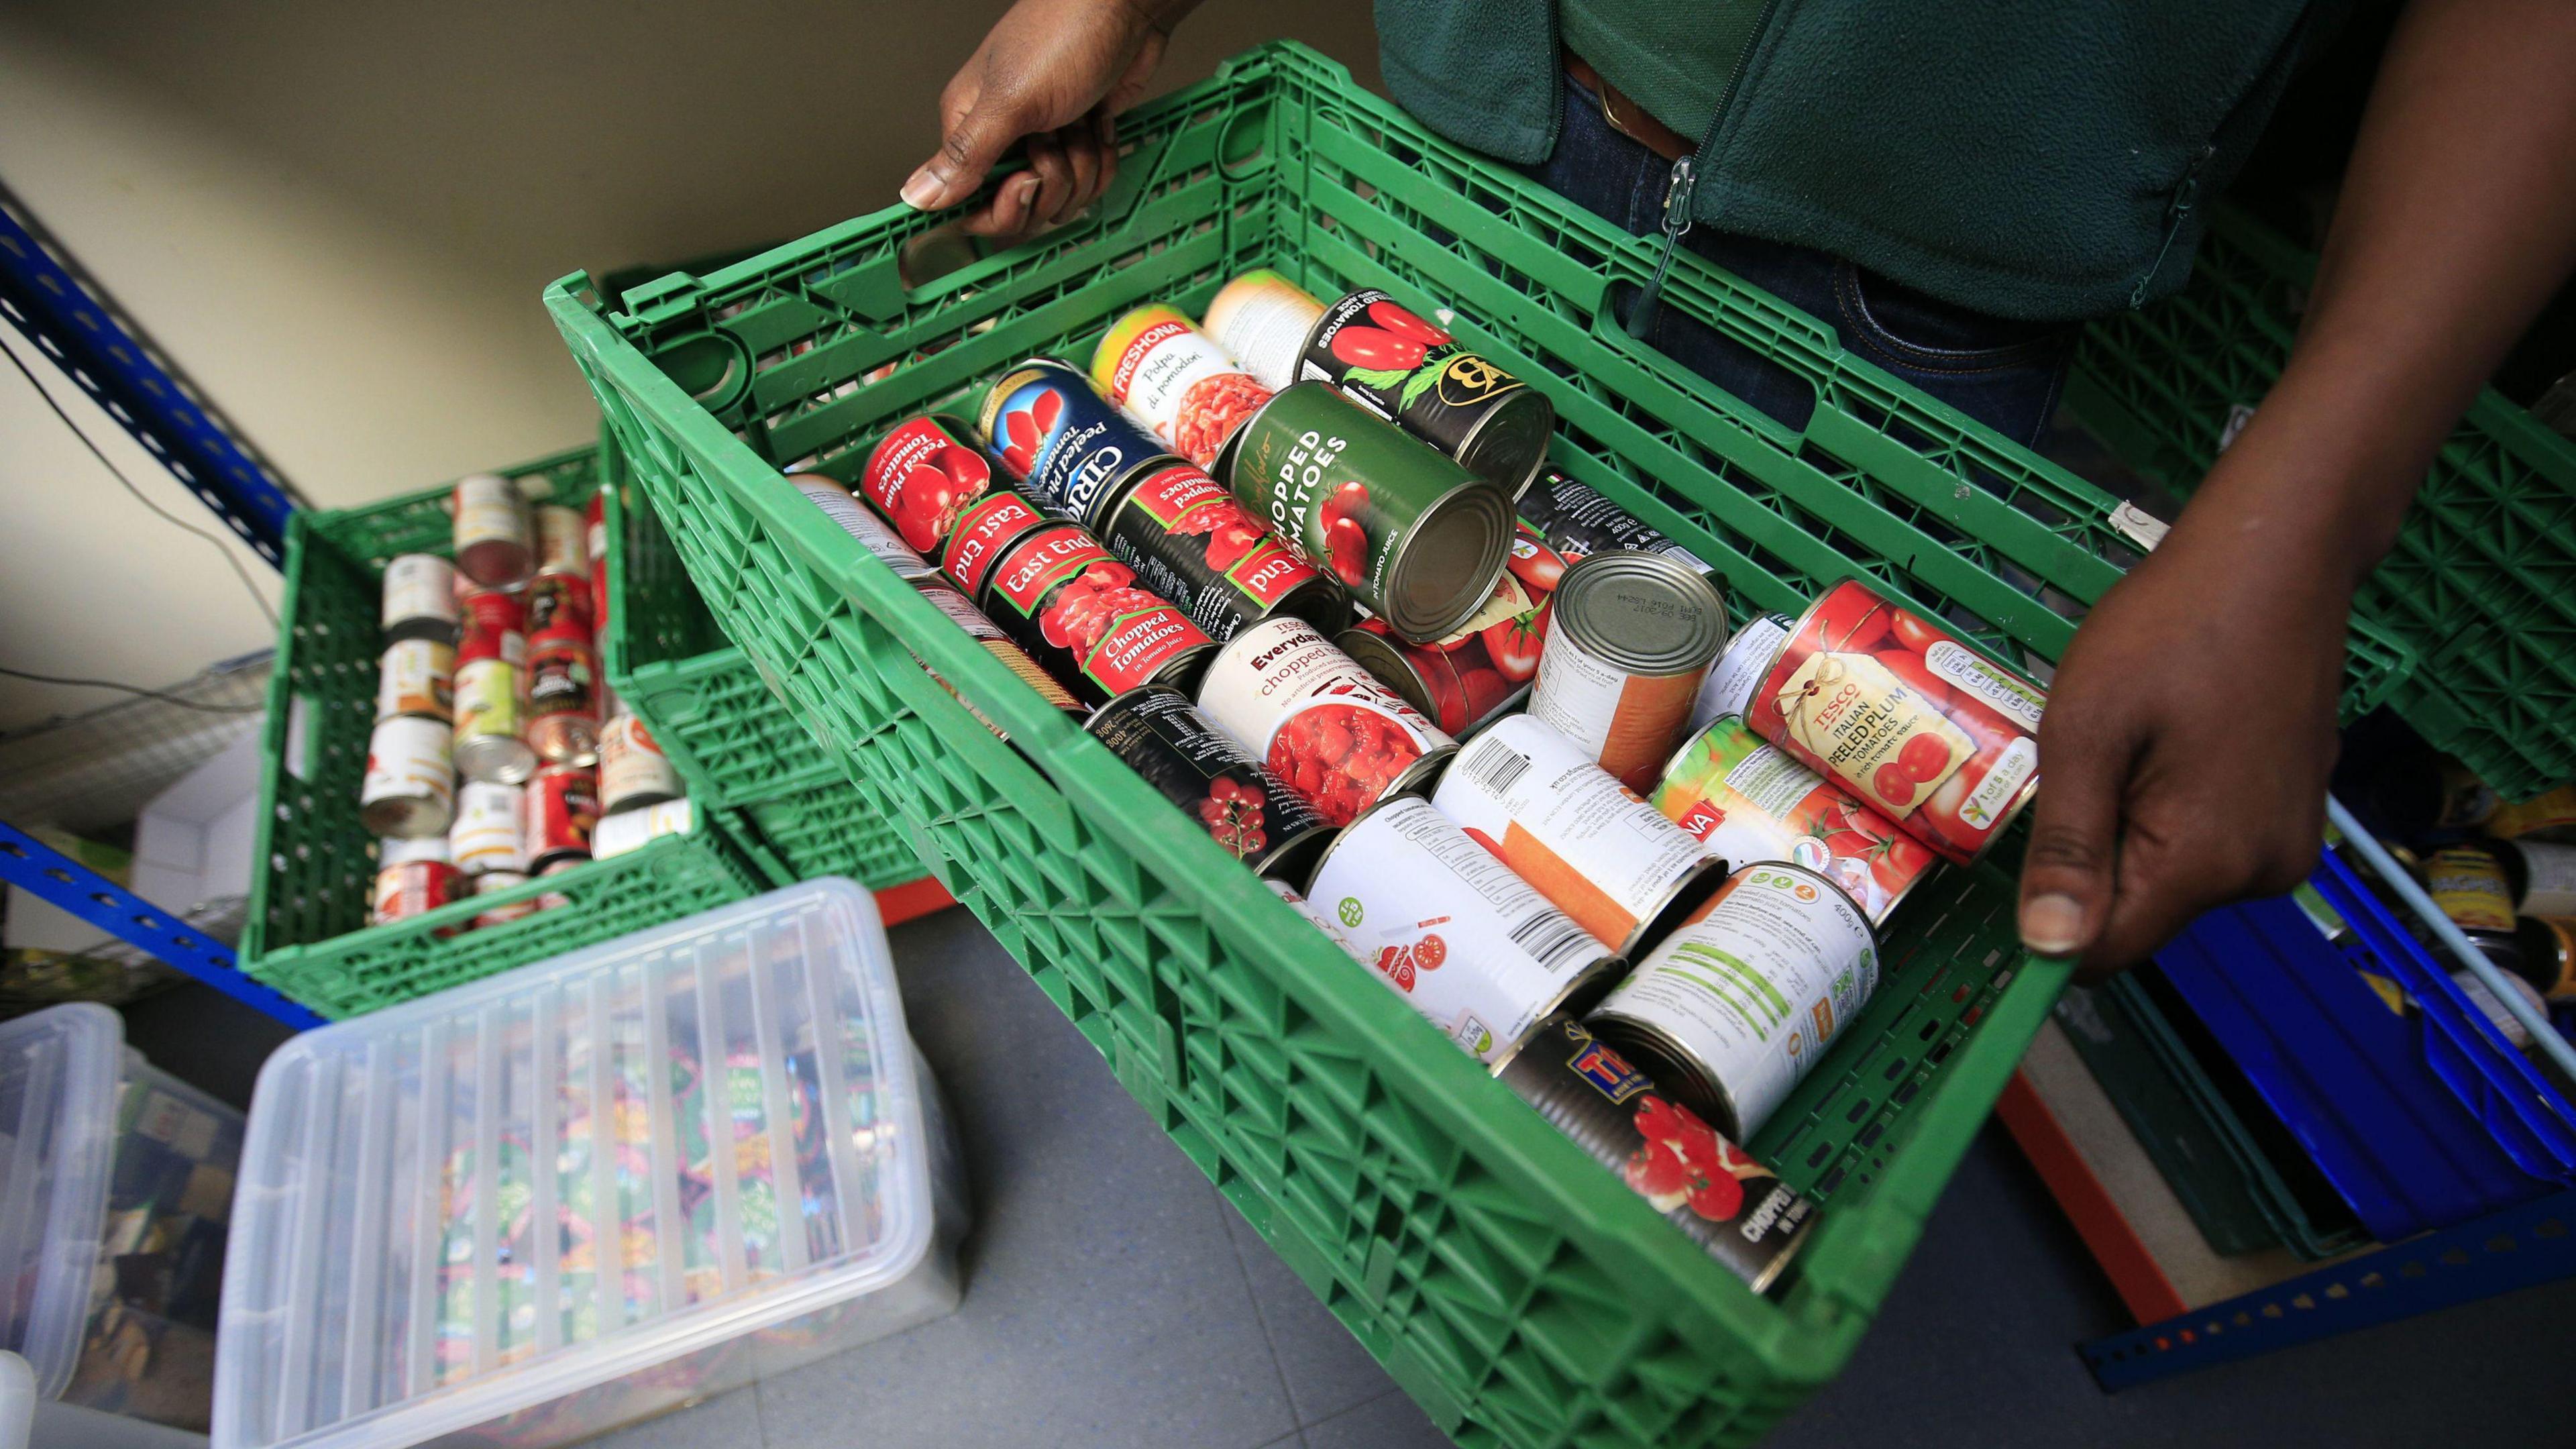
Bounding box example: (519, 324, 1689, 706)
(904, 82, 1030, 211)
(2017, 715, 2127, 958)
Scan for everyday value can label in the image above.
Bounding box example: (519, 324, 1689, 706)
(1101, 461, 1338, 641)
(1654, 716, 1937, 926)
(979, 522, 1210, 703)
(979, 359, 1163, 523)
(1091, 305, 1273, 469)
(1086, 685, 1332, 877)
(1195, 616, 1454, 826)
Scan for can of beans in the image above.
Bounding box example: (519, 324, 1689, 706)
(448, 779, 527, 875)
(1338, 561, 1548, 737)
(790, 474, 942, 584)
(375, 638, 455, 724)
(912, 582, 1087, 729)
(1589, 862, 1879, 1140)
(1433, 714, 1726, 959)
(1090, 305, 1275, 469)
(860, 414, 993, 553)
(1298, 288, 1554, 498)
(979, 359, 1165, 523)
(1495, 1013, 1813, 1293)
(524, 765, 599, 871)
(1308, 796, 1623, 1065)
(585, 493, 610, 633)
(598, 710, 682, 814)
(1195, 616, 1457, 826)
(1088, 685, 1338, 880)
(471, 871, 537, 929)
(1688, 614, 1794, 741)
(381, 553, 459, 644)
(372, 838, 462, 928)
(939, 490, 1051, 598)
(972, 518, 1214, 705)
(451, 472, 533, 587)
(1201, 269, 1326, 391)
(1518, 470, 1713, 572)
(533, 502, 588, 578)
(1654, 717, 1937, 926)
(1752, 579, 2043, 865)
(525, 612, 601, 767)
(1091, 458, 1349, 641)
(594, 797, 692, 859)
(360, 715, 455, 838)
(1266, 878, 1369, 963)
(1529, 551, 1727, 793)
(1222, 382, 1512, 643)
(453, 590, 536, 784)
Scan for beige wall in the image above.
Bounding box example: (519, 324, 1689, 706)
(0, 1, 1381, 732)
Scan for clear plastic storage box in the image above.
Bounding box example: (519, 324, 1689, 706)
(214, 880, 965, 1449)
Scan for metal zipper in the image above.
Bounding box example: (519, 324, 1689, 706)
(1627, 0, 1781, 340)
(2129, 144, 2216, 309)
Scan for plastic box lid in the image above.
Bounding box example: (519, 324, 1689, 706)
(215, 880, 949, 1449)
(0, 1006, 127, 1399)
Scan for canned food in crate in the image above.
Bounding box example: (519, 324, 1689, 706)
(973, 519, 1212, 705)
(374, 638, 455, 724)
(595, 797, 692, 859)
(537, 857, 579, 910)
(1265, 878, 1368, 961)
(1529, 551, 1727, 793)
(940, 490, 1049, 598)
(912, 581, 1086, 731)
(380, 553, 458, 644)
(979, 358, 1163, 523)
(1517, 470, 1714, 572)
(1590, 863, 1879, 1140)
(453, 589, 535, 785)
(1309, 796, 1621, 1065)
(1754, 579, 2043, 865)
(585, 492, 609, 631)
(1090, 304, 1273, 468)
(1496, 1014, 1813, 1293)
(1201, 268, 1326, 391)
(1688, 613, 1794, 740)
(532, 502, 588, 578)
(2496, 840, 2576, 917)
(1223, 382, 1511, 643)
(372, 839, 462, 927)
(1093, 458, 1348, 641)
(860, 414, 992, 553)
(524, 766, 599, 871)
(2520, 917, 2576, 1001)
(1339, 563, 1548, 736)
(790, 474, 941, 584)
(1432, 714, 1724, 958)
(2426, 845, 2516, 935)
(1654, 717, 1936, 926)
(1195, 616, 1456, 826)
(524, 567, 592, 635)
(451, 472, 532, 587)
(1303, 288, 1553, 496)
(448, 779, 527, 875)
(598, 711, 682, 814)
(471, 871, 537, 928)
(360, 715, 455, 838)
(525, 615, 601, 767)
(1087, 684, 1336, 881)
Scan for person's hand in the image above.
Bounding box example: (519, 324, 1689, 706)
(902, 0, 1195, 241)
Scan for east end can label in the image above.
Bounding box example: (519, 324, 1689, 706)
(941, 490, 1049, 600)
(1589, 863, 1879, 1141)
(979, 359, 1163, 523)
(1495, 1014, 1813, 1293)
(1654, 717, 1938, 926)
(1224, 382, 1511, 643)
(1301, 288, 1554, 497)
(1432, 713, 1725, 959)
(1754, 579, 2043, 865)
(860, 415, 992, 553)
(1090, 305, 1274, 469)
(978, 521, 1212, 705)
(1338, 553, 1550, 736)
(1099, 460, 1348, 641)
(1086, 684, 1336, 881)
(1529, 551, 1727, 794)
(1195, 616, 1457, 826)
(1309, 796, 1621, 1065)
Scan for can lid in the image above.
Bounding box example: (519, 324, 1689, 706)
(1552, 551, 1728, 676)
(1334, 628, 1437, 720)
(1385, 480, 1514, 642)
(1452, 387, 1555, 501)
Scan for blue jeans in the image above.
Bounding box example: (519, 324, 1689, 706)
(1525, 75, 2077, 447)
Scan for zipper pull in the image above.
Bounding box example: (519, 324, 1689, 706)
(1625, 157, 1699, 340)
(2129, 144, 2215, 309)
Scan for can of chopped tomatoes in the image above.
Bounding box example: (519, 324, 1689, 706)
(1517, 469, 1714, 572)
(453, 589, 536, 785)
(1338, 549, 1550, 736)
(451, 472, 532, 587)
(940, 490, 1051, 598)
(860, 414, 993, 553)
(1090, 305, 1275, 469)
(1654, 716, 1937, 926)
(1495, 1013, 1813, 1293)
(523, 765, 599, 871)
(1589, 861, 1879, 1140)
(911, 581, 1086, 732)
(375, 638, 455, 724)
(790, 474, 943, 584)
(1752, 578, 2043, 865)
(1529, 551, 1727, 794)
(1087, 684, 1337, 881)
(381, 553, 458, 645)
(970, 518, 1213, 705)
(448, 779, 527, 875)
(372, 837, 462, 928)
(978, 359, 1165, 523)
(1195, 616, 1456, 826)
(1222, 382, 1512, 643)
(1687, 613, 1795, 741)
(1091, 458, 1349, 641)
(1309, 796, 1622, 1065)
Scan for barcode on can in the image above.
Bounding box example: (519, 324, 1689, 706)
(1460, 741, 1533, 798)
(1509, 909, 1595, 975)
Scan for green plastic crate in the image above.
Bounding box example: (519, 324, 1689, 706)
(243, 445, 763, 1019)
(541, 42, 2117, 1447)
(2068, 205, 2576, 800)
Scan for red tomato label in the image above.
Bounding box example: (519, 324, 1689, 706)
(989, 526, 1111, 616)
(1083, 604, 1210, 694)
(943, 492, 1045, 598)
(1124, 464, 1322, 608)
(861, 417, 991, 554)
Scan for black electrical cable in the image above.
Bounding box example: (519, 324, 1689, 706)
(0, 663, 261, 714)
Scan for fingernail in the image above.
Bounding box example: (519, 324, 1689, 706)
(1018, 174, 1041, 201)
(2020, 894, 2087, 955)
(900, 168, 943, 209)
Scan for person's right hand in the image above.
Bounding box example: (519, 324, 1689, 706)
(902, 0, 1196, 241)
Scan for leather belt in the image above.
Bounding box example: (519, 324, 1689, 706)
(1564, 50, 1696, 164)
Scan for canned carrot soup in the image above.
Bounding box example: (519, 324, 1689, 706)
(978, 359, 1165, 523)
(1195, 616, 1456, 826)
(1529, 551, 1727, 794)
(1654, 717, 1938, 926)
(860, 414, 992, 553)
(381, 553, 459, 644)
(451, 472, 532, 587)
(789, 474, 943, 584)
(360, 715, 455, 839)
(972, 519, 1213, 705)
(1091, 458, 1348, 641)
(375, 638, 455, 724)
(1087, 685, 1336, 881)
(1687, 613, 1794, 740)
(1090, 304, 1274, 469)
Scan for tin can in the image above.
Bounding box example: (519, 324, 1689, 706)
(790, 474, 942, 584)
(594, 797, 693, 859)
(598, 710, 682, 814)
(1265, 878, 1368, 962)
(1655, 717, 1938, 926)
(1529, 551, 1727, 794)
(1201, 268, 1326, 391)
(532, 503, 588, 578)
(448, 780, 527, 875)
(524, 766, 599, 871)
(371, 851, 462, 928)
(375, 638, 455, 724)
(1495, 1014, 1813, 1293)
(585, 493, 610, 633)
(1223, 382, 1512, 643)
(978, 359, 1165, 523)
(2519, 917, 2576, 1002)
(1432, 714, 1725, 958)
(1093, 458, 1348, 641)
(1090, 304, 1275, 468)
(859, 414, 993, 553)
(973, 518, 1214, 706)
(525, 616, 601, 767)
(1088, 684, 1338, 881)
(1307, 796, 1622, 1065)
(1339, 561, 1549, 737)
(453, 590, 535, 785)
(360, 715, 455, 838)
(1517, 470, 1714, 573)
(1195, 616, 1457, 826)
(911, 582, 1087, 730)
(1688, 614, 1794, 741)
(472, 871, 538, 928)
(451, 472, 533, 587)
(1296, 288, 1554, 497)
(536, 858, 581, 910)
(2498, 840, 2576, 917)
(1589, 862, 1880, 1140)
(939, 490, 1051, 598)
(2426, 845, 2517, 935)
(380, 553, 459, 644)
(2487, 784, 2576, 839)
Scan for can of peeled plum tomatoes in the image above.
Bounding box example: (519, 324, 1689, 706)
(1092, 458, 1350, 641)
(1432, 713, 1726, 959)
(381, 553, 458, 644)
(1300, 288, 1555, 498)
(1090, 305, 1274, 469)
(971, 517, 1213, 705)
(789, 474, 942, 584)
(1307, 796, 1623, 1065)
(1495, 1013, 1813, 1293)
(1529, 551, 1727, 794)
(1221, 382, 1511, 643)
(1195, 616, 1457, 826)
(1752, 578, 2043, 865)
(523, 766, 599, 871)
(1087, 685, 1337, 882)
(979, 359, 1165, 524)
(1589, 861, 1880, 1140)
(1653, 716, 1937, 926)
(361, 715, 455, 838)
(860, 415, 991, 553)
(451, 472, 532, 587)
